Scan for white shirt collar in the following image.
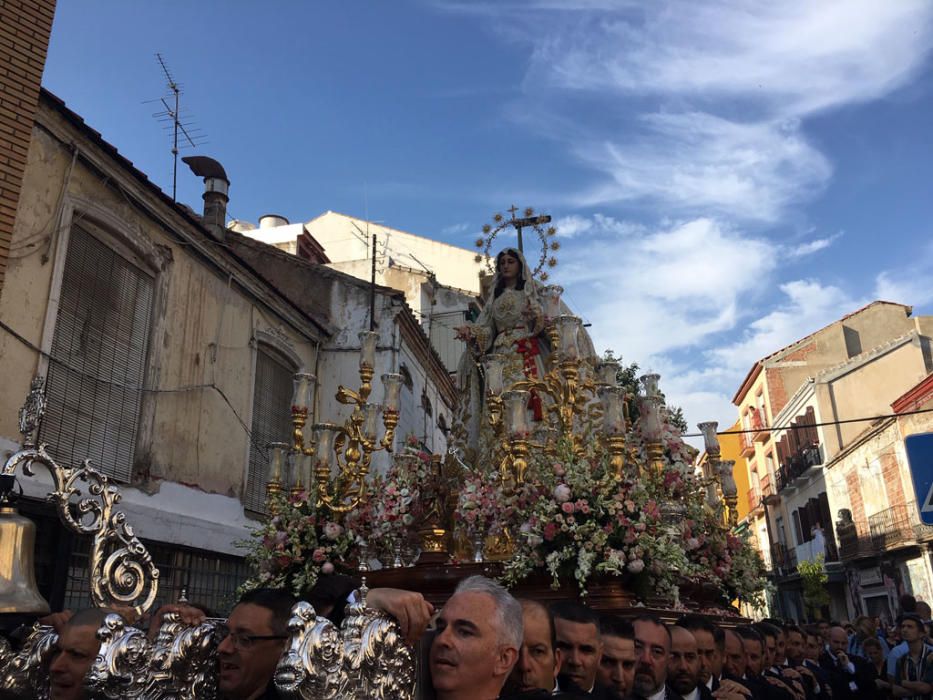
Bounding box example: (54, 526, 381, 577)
(647, 688, 668, 700)
(681, 689, 700, 700)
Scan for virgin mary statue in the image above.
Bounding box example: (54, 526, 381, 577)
(454, 248, 547, 463)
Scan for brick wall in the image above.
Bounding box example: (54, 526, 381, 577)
(0, 0, 56, 299)
(881, 450, 906, 508)
(846, 470, 868, 536)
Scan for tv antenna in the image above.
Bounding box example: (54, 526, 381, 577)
(146, 53, 207, 201)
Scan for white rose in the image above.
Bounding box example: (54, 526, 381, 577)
(553, 484, 572, 503)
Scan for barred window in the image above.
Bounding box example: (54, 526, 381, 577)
(40, 223, 154, 482)
(244, 345, 295, 512)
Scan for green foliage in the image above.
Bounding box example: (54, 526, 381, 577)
(603, 351, 689, 433)
(798, 555, 830, 616)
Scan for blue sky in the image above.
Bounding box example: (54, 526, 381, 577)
(43, 1, 933, 431)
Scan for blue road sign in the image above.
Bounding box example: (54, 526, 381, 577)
(907, 432, 933, 525)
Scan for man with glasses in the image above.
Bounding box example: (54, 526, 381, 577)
(217, 588, 295, 700)
(218, 585, 433, 699)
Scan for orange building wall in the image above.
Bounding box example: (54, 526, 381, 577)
(721, 419, 751, 521)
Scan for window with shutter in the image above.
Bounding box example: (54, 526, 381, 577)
(40, 224, 154, 482)
(792, 509, 804, 545)
(244, 345, 295, 512)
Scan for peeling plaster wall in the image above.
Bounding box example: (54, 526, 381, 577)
(0, 104, 316, 551)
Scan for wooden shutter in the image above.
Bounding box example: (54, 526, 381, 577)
(244, 346, 294, 512)
(792, 509, 804, 545)
(40, 224, 153, 482)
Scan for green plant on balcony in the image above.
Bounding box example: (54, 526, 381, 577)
(799, 554, 830, 620)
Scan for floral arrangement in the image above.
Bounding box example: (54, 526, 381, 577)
(242, 435, 449, 592)
(241, 415, 767, 609)
(240, 490, 358, 596)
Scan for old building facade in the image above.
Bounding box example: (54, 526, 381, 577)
(732, 301, 933, 620)
(0, 91, 452, 613)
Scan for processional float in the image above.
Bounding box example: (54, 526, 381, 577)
(0, 376, 417, 699)
(0, 208, 757, 699)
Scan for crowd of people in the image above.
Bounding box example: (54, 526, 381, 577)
(34, 578, 933, 700)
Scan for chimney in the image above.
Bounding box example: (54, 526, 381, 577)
(182, 156, 229, 241)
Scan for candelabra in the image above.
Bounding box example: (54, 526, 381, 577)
(696, 421, 737, 527)
(265, 330, 403, 517)
(479, 286, 661, 486)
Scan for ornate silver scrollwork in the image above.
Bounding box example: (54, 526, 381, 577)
(145, 613, 222, 700)
(275, 602, 345, 700)
(2, 377, 160, 617)
(273, 590, 416, 700)
(85, 613, 151, 699)
(339, 586, 416, 699)
(0, 623, 57, 699)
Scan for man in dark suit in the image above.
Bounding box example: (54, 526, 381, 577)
(733, 625, 795, 700)
(630, 614, 677, 700)
(551, 601, 611, 697)
(818, 624, 878, 700)
(500, 599, 590, 700)
(597, 615, 636, 699)
(668, 625, 714, 700)
(676, 615, 723, 693)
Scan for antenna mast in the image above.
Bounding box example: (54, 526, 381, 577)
(148, 53, 207, 201)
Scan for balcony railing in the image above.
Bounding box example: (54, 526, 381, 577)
(775, 445, 823, 492)
(795, 537, 824, 565)
(748, 486, 762, 512)
(770, 542, 798, 575)
(750, 410, 770, 443)
(838, 530, 875, 560)
(870, 502, 915, 551)
(740, 431, 755, 457)
(837, 502, 924, 559)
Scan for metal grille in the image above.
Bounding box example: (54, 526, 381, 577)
(62, 538, 93, 611)
(40, 223, 154, 482)
(62, 538, 250, 617)
(245, 346, 295, 512)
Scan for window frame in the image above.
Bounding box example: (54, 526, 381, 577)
(37, 198, 168, 482)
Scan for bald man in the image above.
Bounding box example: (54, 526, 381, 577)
(669, 625, 714, 700)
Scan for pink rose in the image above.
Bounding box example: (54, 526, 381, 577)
(312, 547, 326, 563)
(561, 502, 575, 514)
(627, 559, 645, 574)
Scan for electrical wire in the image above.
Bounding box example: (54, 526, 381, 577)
(0, 317, 265, 455)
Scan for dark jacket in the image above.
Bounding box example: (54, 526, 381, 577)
(819, 651, 879, 700)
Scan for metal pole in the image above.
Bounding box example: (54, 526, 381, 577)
(370, 233, 376, 331)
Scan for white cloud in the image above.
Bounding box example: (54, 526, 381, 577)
(554, 213, 643, 239)
(708, 280, 862, 372)
(441, 222, 471, 236)
(572, 112, 832, 221)
(561, 217, 775, 363)
(531, 1, 933, 117)
(505, 1, 931, 220)
(875, 272, 933, 307)
(787, 232, 843, 258)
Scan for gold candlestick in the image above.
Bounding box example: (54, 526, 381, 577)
(646, 441, 664, 477)
(607, 434, 626, 480)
